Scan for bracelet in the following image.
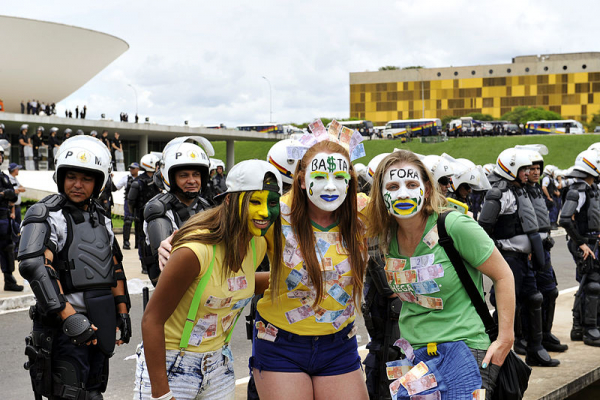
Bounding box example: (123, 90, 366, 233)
(152, 391, 174, 400)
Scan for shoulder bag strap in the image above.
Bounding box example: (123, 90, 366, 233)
(437, 211, 498, 339)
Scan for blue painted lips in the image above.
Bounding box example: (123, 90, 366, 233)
(320, 194, 339, 202)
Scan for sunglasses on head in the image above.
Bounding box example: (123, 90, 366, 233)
(438, 176, 451, 185)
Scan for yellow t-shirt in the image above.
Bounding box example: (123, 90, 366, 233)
(257, 192, 369, 335)
(164, 234, 267, 352)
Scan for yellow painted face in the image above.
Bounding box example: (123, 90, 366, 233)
(239, 190, 280, 236)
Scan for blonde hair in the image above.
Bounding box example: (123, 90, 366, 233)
(366, 150, 447, 254)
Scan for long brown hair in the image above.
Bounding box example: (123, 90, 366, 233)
(275, 140, 367, 307)
(366, 150, 447, 254)
(172, 175, 283, 277)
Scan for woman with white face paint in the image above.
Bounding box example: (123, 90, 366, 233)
(366, 150, 515, 400)
(251, 140, 369, 400)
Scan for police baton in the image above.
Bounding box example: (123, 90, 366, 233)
(142, 287, 149, 311)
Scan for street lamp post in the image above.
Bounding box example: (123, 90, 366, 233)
(127, 84, 138, 120)
(416, 68, 425, 118)
(262, 76, 272, 123)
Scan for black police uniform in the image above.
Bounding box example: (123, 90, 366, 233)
(0, 166, 20, 291)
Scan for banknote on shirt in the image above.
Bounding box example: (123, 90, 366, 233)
(316, 309, 343, 323)
(227, 276, 247, 291)
(287, 146, 308, 160)
(393, 338, 415, 361)
(386, 365, 412, 380)
(399, 361, 429, 388)
(323, 270, 340, 282)
(339, 126, 354, 145)
(410, 254, 435, 268)
(338, 275, 353, 288)
(386, 258, 407, 271)
(322, 257, 334, 271)
(335, 241, 350, 255)
(334, 259, 351, 275)
(286, 269, 303, 291)
(411, 280, 441, 295)
(282, 224, 293, 239)
(423, 226, 439, 249)
(356, 192, 368, 212)
(205, 295, 233, 309)
(312, 304, 327, 318)
(221, 310, 238, 332)
(328, 283, 350, 306)
(315, 232, 339, 244)
(280, 203, 291, 222)
(332, 303, 355, 329)
(405, 374, 438, 396)
(416, 264, 444, 281)
(389, 378, 402, 396)
(472, 389, 486, 400)
(299, 134, 318, 147)
(288, 290, 312, 299)
(231, 297, 251, 310)
(416, 295, 444, 310)
(328, 119, 342, 136)
(309, 119, 326, 135)
(285, 304, 315, 324)
(188, 316, 213, 347)
(315, 238, 331, 257)
(411, 390, 442, 400)
(397, 292, 418, 303)
(350, 143, 366, 160)
(395, 269, 418, 284)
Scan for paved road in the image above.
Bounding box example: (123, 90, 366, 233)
(0, 233, 578, 399)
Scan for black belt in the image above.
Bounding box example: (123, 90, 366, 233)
(500, 250, 528, 260)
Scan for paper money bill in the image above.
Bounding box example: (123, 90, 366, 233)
(280, 203, 291, 222)
(285, 269, 303, 291)
(221, 311, 238, 332)
(299, 134, 318, 147)
(316, 309, 343, 323)
(227, 276, 248, 291)
(335, 241, 350, 255)
(350, 130, 364, 149)
(472, 389, 486, 400)
(339, 126, 354, 145)
(395, 270, 418, 284)
(411, 389, 442, 400)
(315, 238, 331, 256)
(416, 264, 444, 281)
(332, 303, 355, 329)
(397, 292, 418, 303)
(323, 270, 340, 282)
(334, 259, 351, 275)
(423, 226, 439, 249)
(386, 365, 412, 380)
(338, 276, 353, 288)
(328, 283, 350, 306)
(405, 374, 438, 396)
(285, 304, 315, 324)
(357, 192, 369, 212)
(393, 338, 415, 361)
(287, 146, 309, 160)
(287, 290, 312, 299)
(308, 119, 326, 135)
(399, 361, 428, 388)
(416, 295, 444, 310)
(386, 258, 407, 271)
(189, 315, 213, 347)
(389, 378, 402, 396)
(410, 254, 435, 269)
(231, 297, 252, 310)
(312, 304, 327, 318)
(411, 280, 441, 295)
(205, 295, 233, 309)
(256, 321, 278, 342)
(328, 119, 342, 136)
(350, 143, 366, 160)
(321, 257, 334, 271)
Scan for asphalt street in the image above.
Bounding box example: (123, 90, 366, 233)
(0, 234, 578, 399)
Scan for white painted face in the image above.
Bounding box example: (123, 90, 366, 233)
(382, 163, 425, 219)
(304, 152, 351, 212)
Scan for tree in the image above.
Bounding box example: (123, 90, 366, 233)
(402, 66, 425, 70)
(441, 115, 455, 127)
(379, 66, 400, 71)
(500, 106, 562, 125)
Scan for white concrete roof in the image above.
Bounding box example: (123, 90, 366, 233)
(0, 15, 128, 112)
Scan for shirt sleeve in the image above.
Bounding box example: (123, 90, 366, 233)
(445, 212, 495, 269)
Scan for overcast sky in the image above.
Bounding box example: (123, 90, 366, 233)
(3, 0, 599, 127)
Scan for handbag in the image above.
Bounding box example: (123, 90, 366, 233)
(437, 210, 531, 400)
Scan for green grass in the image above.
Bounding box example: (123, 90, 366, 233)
(210, 134, 600, 169)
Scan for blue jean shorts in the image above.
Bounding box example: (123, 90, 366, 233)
(134, 343, 235, 400)
(249, 312, 361, 376)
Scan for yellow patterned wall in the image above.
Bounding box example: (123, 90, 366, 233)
(350, 72, 600, 126)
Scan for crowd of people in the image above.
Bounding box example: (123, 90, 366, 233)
(6, 121, 600, 400)
(21, 100, 56, 116)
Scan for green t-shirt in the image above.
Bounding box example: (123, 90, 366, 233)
(387, 211, 494, 350)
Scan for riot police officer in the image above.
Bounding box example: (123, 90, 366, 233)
(144, 137, 214, 285)
(519, 146, 568, 353)
(0, 145, 21, 291)
(128, 153, 161, 274)
(479, 147, 559, 367)
(559, 149, 600, 347)
(19, 135, 131, 399)
(113, 162, 140, 249)
(421, 154, 454, 196)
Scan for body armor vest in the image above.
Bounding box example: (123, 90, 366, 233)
(526, 183, 551, 232)
(134, 173, 160, 211)
(447, 191, 472, 208)
(57, 204, 114, 294)
(573, 183, 600, 235)
(493, 184, 539, 239)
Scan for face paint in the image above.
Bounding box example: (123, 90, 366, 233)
(240, 190, 281, 236)
(382, 164, 425, 219)
(304, 152, 350, 212)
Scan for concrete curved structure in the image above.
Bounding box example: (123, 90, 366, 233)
(0, 15, 128, 112)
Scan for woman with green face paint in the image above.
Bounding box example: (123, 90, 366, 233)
(251, 140, 370, 400)
(137, 160, 284, 400)
(366, 150, 516, 400)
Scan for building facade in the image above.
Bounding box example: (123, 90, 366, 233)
(349, 52, 600, 126)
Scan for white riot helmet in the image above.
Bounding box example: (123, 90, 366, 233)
(140, 153, 160, 172)
(422, 155, 454, 183)
(447, 158, 491, 192)
(366, 153, 391, 184)
(160, 136, 213, 193)
(0, 139, 9, 165)
(588, 143, 600, 153)
(483, 163, 495, 176)
(354, 163, 368, 180)
(54, 136, 112, 198)
(574, 149, 600, 177)
(266, 139, 301, 185)
(209, 158, 225, 173)
(494, 148, 534, 182)
(543, 164, 558, 177)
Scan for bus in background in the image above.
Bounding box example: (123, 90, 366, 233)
(325, 120, 375, 138)
(236, 123, 284, 134)
(383, 118, 442, 139)
(446, 117, 473, 137)
(525, 120, 585, 135)
(205, 124, 227, 129)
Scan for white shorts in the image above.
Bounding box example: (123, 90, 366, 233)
(134, 344, 235, 400)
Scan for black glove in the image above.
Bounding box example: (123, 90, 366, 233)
(543, 236, 555, 251)
(116, 313, 132, 344)
(62, 313, 96, 345)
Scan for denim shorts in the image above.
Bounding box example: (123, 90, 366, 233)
(249, 312, 361, 376)
(134, 343, 235, 400)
